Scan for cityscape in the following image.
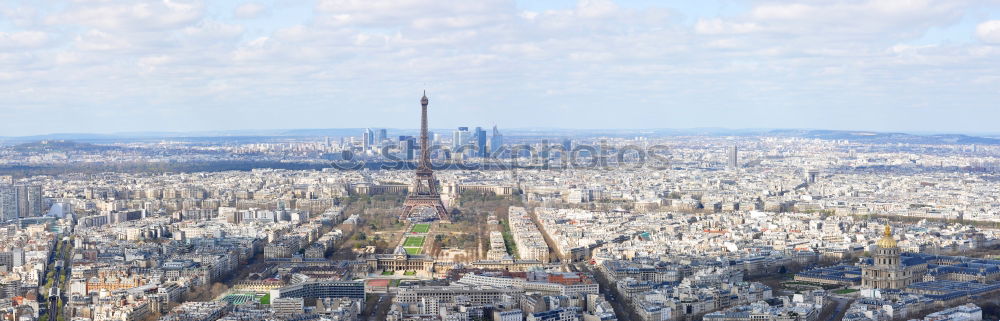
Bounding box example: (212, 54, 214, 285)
(4, 1, 1000, 321)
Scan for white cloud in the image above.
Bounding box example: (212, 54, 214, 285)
(137, 54, 173, 72)
(314, 0, 513, 29)
(694, 19, 760, 35)
(0, 31, 50, 50)
(742, 0, 968, 41)
(46, 0, 204, 31)
(234, 2, 266, 19)
(576, 0, 619, 19)
(182, 20, 245, 42)
(1, 0, 1000, 135)
(1, 6, 42, 28)
(977, 20, 1000, 44)
(73, 29, 131, 51)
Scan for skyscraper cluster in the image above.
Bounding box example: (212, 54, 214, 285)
(453, 125, 502, 158)
(362, 128, 393, 152)
(0, 183, 43, 221)
(356, 125, 503, 159)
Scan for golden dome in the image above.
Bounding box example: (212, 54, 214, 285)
(875, 224, 897, 248)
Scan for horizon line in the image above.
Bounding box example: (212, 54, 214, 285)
(2, 127, 1000, 140)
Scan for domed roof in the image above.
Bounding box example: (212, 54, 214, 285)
(875, 224, 897, 248)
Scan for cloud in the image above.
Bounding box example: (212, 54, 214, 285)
(314, 0, 514, 29)
(694, 19, 760, 35)
(1, 0, 1000, 136)
(978, 20, 1000, 44)
(72, 29, 132, 51)
(46, 0, 204, 31)
(0, 31, 50, 51)
(1, 6, 42, 28)
(182, 20, 245, 43)
(234, 2, 266, 19)
(730, 0, 970, 43)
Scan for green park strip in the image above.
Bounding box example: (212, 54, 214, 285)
(403, 236, 425, 247)
(411, 224, 431, 233)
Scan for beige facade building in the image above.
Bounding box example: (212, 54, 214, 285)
(861, 225, 927, 289)
(366, 246, 435, 272)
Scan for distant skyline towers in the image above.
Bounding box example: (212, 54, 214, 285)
(474, 127, 487, 157)
(354, 123, 502, 159)
(376, 129, 387, 144)
(451, 125, 502, 157)
(362, 128, 389, 150)
(362, 128, 373, 150)
(453, 127, 470, 151)
(727, 145, 738, 169)
(399, 136, 416, 160)
(489, 125, 503, 155)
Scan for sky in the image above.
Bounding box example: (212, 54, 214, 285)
(2, 0, 1000, 137)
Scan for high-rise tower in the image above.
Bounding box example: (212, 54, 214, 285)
(727, 145, 738, 169)
(400, 92, 450, 222)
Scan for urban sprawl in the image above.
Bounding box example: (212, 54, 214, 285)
(1, 125, 1000, 321)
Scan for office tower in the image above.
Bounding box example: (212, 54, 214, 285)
(0, 185, 16, 221)
(400, 91, 449, 222)
(324, 136, 331, 147)
(21, 185, 42, 217)
(376, 129, 387, 144)
(474, 126, 487, 157)
(489, 125, 503, 155)
(727, 145, 738, 169)
(399, 136, 416, 160)
(15, 185, 28, 218)
(362, 128, 373, 150)
(453, 127, 470, 151)
(562, 138, 572, 151)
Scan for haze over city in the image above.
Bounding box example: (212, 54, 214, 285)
(3, 0, 1000, 136)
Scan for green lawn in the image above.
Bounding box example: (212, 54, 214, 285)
(403, 236, 425, 247)
(411, 224, 431, 233)
(834, 288, 859, 294)
(259, 293, 271, 305)
(404, 271, 416, 275)
(382, 270, 394, 275)
(404, 247, 422, 255)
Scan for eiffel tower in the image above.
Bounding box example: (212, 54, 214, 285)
(400, 91, 450, 222)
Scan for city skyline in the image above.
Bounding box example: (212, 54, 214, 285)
(3, 0, 1000, 136)
(6, 1, 1000, 320)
